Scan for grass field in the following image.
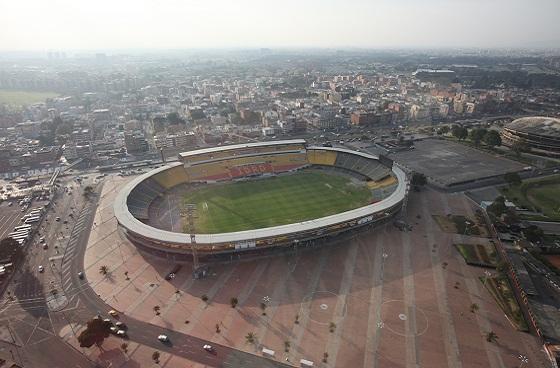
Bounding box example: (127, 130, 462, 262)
(182, 171, 372, 233)
(501, 175, 560, 221)
(0, 90, 59, 106)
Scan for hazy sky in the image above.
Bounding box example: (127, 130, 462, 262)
(1, 0, 559, 51)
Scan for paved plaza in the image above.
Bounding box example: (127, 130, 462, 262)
(79, 174, 548, 367)
(390, 139, 526, 187)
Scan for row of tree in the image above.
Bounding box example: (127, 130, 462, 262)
(446, 125, 502, 148)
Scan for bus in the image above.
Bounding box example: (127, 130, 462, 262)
(25, 216, 41, 224)
(11, 234, 29, 241)
(8, 230, 29, 236)
(14, 224, 32, 230)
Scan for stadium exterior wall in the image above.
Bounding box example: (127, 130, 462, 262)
(114, 146, 409, 258)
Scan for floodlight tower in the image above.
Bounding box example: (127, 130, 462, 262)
(185, 203, 200, 275)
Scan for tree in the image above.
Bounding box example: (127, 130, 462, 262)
(452, 125, 468, 140)
(284, 340, 290, 352)
(230, 297, 238, 308)
(99, 265, 109, 276)
(215, 323, 221, 333)
(511, 139, 529, 157)
(201, 294, 209, 303)
(153, 305, 161, 315)
(83, 186, 94, 198)
(77, 317, 111, 348)
(259, 302, 267, 316)
(124, 271, 129, 280)
(485, 331, 498, 343)
(470, 303, 479, 313)
(437, 126, 450, 135)
(152, 350, 160, 363)
(411, 172, 427, 190)
(504, 172, 521, 186)
(523, 225, 544, 243)
(245, 332, 256, 344)
(484, 130, 502, 148)
(323, 352, 329, 363)
(329, 322, 336, 333)
(0, 238, 23, 262)
(469, 128, 487, 146)
(121, 342, 128, 354)
(487, 196, 507, 217)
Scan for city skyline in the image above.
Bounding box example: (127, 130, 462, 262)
(1, 0, 560, 51)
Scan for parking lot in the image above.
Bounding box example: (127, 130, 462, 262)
(390, 138, 526, 187)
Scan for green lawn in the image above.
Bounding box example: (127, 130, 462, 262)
(501, 175, 560, 220)
(183, 171, 372, 233)
(0, 90, 59, 106)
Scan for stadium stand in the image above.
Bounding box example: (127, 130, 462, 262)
(307, 149, 337, 166)
(152, 165, 189, 189)
(334, 152, 391, 181)
(126, 178, 165, 220)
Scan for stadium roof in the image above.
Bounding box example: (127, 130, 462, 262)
(506, 117, 560, 139)
(115, 147, 407, 246)
(178, 139, 307, 159)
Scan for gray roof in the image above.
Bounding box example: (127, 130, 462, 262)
(179, 139, 307, 159)
(115, 147, 407, 246)
(505, 117, 560, 139)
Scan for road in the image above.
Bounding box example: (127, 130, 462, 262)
(2, 174, 292, 368)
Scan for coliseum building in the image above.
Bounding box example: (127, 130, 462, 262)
(114, 140, 408, 261)
(502, 117, 560, 157)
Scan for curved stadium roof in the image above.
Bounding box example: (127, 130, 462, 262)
(114, 148, 408, 246)
(506, 117, 560, 139)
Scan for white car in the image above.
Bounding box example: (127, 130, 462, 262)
(203, 344, 213, 352)
(116, 330, 126, 337)
(38, 265, 44, 273)
(158, 334, 169, 342)
(110, 326, 118, 333)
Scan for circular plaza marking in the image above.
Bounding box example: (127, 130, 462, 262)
(380, 300, 429, 337)
(301, 290, 345, 325)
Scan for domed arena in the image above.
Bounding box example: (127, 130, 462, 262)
(502, 116, 560, 157)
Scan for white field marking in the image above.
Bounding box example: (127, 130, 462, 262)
(203, 202, 208, 211)
(325, 183, 333, 189)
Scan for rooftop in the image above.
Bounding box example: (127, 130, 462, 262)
(505, 116, 560, 139)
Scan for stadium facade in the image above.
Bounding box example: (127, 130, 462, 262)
(114, 140, 409, 261)
(502, 116, 560, 157)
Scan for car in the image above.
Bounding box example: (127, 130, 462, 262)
(38, 265, 44, 273)
(55, 217, 61, 222)
(116, 330, 126, 337)
(103, 318, 112, 324)
(115, 321, 126, 328)
(78, 272, 84, 279)
(110, 326, 118, 333)
(108, 310, 119, 317)
(158, 335, 169, 342)
(203, 344, 214, 352)
(42, 244, 48, 250)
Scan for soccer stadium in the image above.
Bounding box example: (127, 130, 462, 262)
(502, 116, 560, 157)
(114, 140, 408, 261)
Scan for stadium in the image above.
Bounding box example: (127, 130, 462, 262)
(502, 116, 560, 157)
(114, 140, 408, 262)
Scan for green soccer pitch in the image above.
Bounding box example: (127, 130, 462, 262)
(182, 171, 373, 234)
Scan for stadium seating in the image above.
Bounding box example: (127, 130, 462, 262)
(334, 152, 391, 181)
(152, 165, 189, 189)
(185, 152, 308, 181)
(126, 178, 165, 219)
(306, 150, 337, 166)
